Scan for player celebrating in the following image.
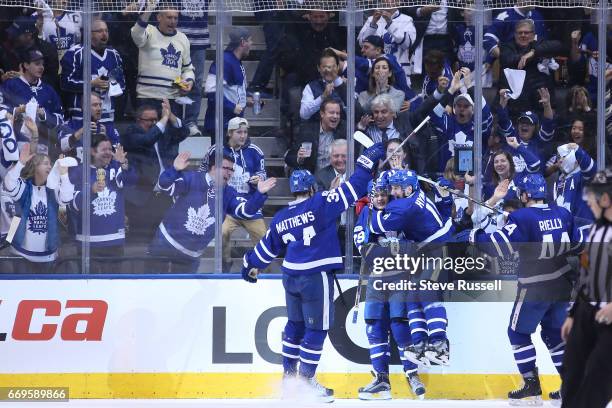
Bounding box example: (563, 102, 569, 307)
(368, 169, 453, 367)
(240, 143, 385, 402)
(353, 174, 426, 400)
(470, 173, 585, 405)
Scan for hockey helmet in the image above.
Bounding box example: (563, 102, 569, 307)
(516, 173, 546, 200)
(388, 169, 419, 193)
(368, 174, 390, 196)
(289, 169, 316, 193)
(584, 167, 612, 196)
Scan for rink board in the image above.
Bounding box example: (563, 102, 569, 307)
(0, 277, 561, 399)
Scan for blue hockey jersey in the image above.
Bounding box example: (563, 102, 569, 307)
(484, 7, 546, 56)
(204, 141, 267, 218)
(243, 166, 372, 276)
(0, 77, 63, 130)
(60, 45, 125, 124)
(156, 169, 267, 258)
(429, 94, 493, 172)
(68, 161, 137, 246)
(473, 203, 585, 285)
(177, 0, 211, 50)
(58, 118, 120, 160)
(497, 106, 554, 175)
(421, 62, 453, 98)
(204, 50, 246, 132)
(452, 23, 495, 71)
(554, 147, 596, 225)
(369, 189, 453, 243)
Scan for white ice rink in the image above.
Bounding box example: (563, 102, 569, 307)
(11, 400, 551, 408)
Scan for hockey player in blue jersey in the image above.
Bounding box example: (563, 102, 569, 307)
(240, 143, 386, 402)
(369, 169, 452, 367)
(150, 151, 276, 273)
(353, 175, 426, 400)
(470, 173, 586, 405)
(554, 143, 597, 226)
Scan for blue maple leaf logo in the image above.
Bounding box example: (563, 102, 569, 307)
(160, 43, 181, 69)
(28, 201, 48, 235)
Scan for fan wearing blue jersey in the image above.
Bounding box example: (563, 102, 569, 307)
(497, 86, 554, 176)
(429, 68, 493, 172)
(240, 143, 386, 402)
(0, 49, 64, 136)
(554, 143, 596, 226)
(354, 175, 426, 400)
(369, 169, 452, 367)
(150, 152, 275, 273)
(470, 173, 586, 405)
(60, 19, 125, 129)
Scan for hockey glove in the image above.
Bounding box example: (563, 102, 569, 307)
(241, 255, 258, 283)
(356, 142, 385, 171)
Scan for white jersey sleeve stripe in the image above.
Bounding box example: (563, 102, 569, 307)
(259, 240, 277, 258)
(345, 181, 358, 202)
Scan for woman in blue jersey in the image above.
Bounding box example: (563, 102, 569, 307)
(4, 143, 73, 273)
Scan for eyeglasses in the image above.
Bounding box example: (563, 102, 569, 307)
(516, 30, 534, 35)
(138, 117, 157, 123)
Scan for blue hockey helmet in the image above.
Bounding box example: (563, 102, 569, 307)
(516, 173, 546, 200)
(368, 175, 389, 196)
(289, 169, 316, 193)
(388, 169, 419, 193)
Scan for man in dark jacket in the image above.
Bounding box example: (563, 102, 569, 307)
(0, 15, 59, 90)
(286, 98, 346, 174)
(499, 19, 562, 116)
(120, 99, 188, 243)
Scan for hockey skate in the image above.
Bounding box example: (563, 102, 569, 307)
(406, 372, 426, 400)
(299, 375, 334, 403)
(508, 369, 543, 406)
(358, 371, 391, 400)
(404, 341, 430, 367)
(424, 339, 450, 366)
(548, 389, 561, 406)
(280, 370, 300, 400)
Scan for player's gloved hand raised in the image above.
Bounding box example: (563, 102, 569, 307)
(435, 176, 453, 198)
(357, 142, 385, 171)
(437, 177, 453, 189)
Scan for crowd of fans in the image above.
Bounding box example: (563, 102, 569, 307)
(0, 1, 610, 273)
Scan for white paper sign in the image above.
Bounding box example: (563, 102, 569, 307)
(503, 68, 526, 99)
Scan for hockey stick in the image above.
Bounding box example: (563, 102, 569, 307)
(352, 241, 374, 324)
(416, 175, 509, 217)
(353, 128, 508, 216)
(379, 116, 431, 168)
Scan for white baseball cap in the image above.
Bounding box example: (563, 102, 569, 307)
(227, 117, 249, 131)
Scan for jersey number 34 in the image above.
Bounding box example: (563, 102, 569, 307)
(282, 226, 317, 246)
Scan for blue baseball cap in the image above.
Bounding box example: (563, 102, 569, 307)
(518, 111, 538, 125)
(6, 16, 36, 38)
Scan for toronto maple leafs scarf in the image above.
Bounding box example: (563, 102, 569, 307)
(13, 180, 59, 253)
